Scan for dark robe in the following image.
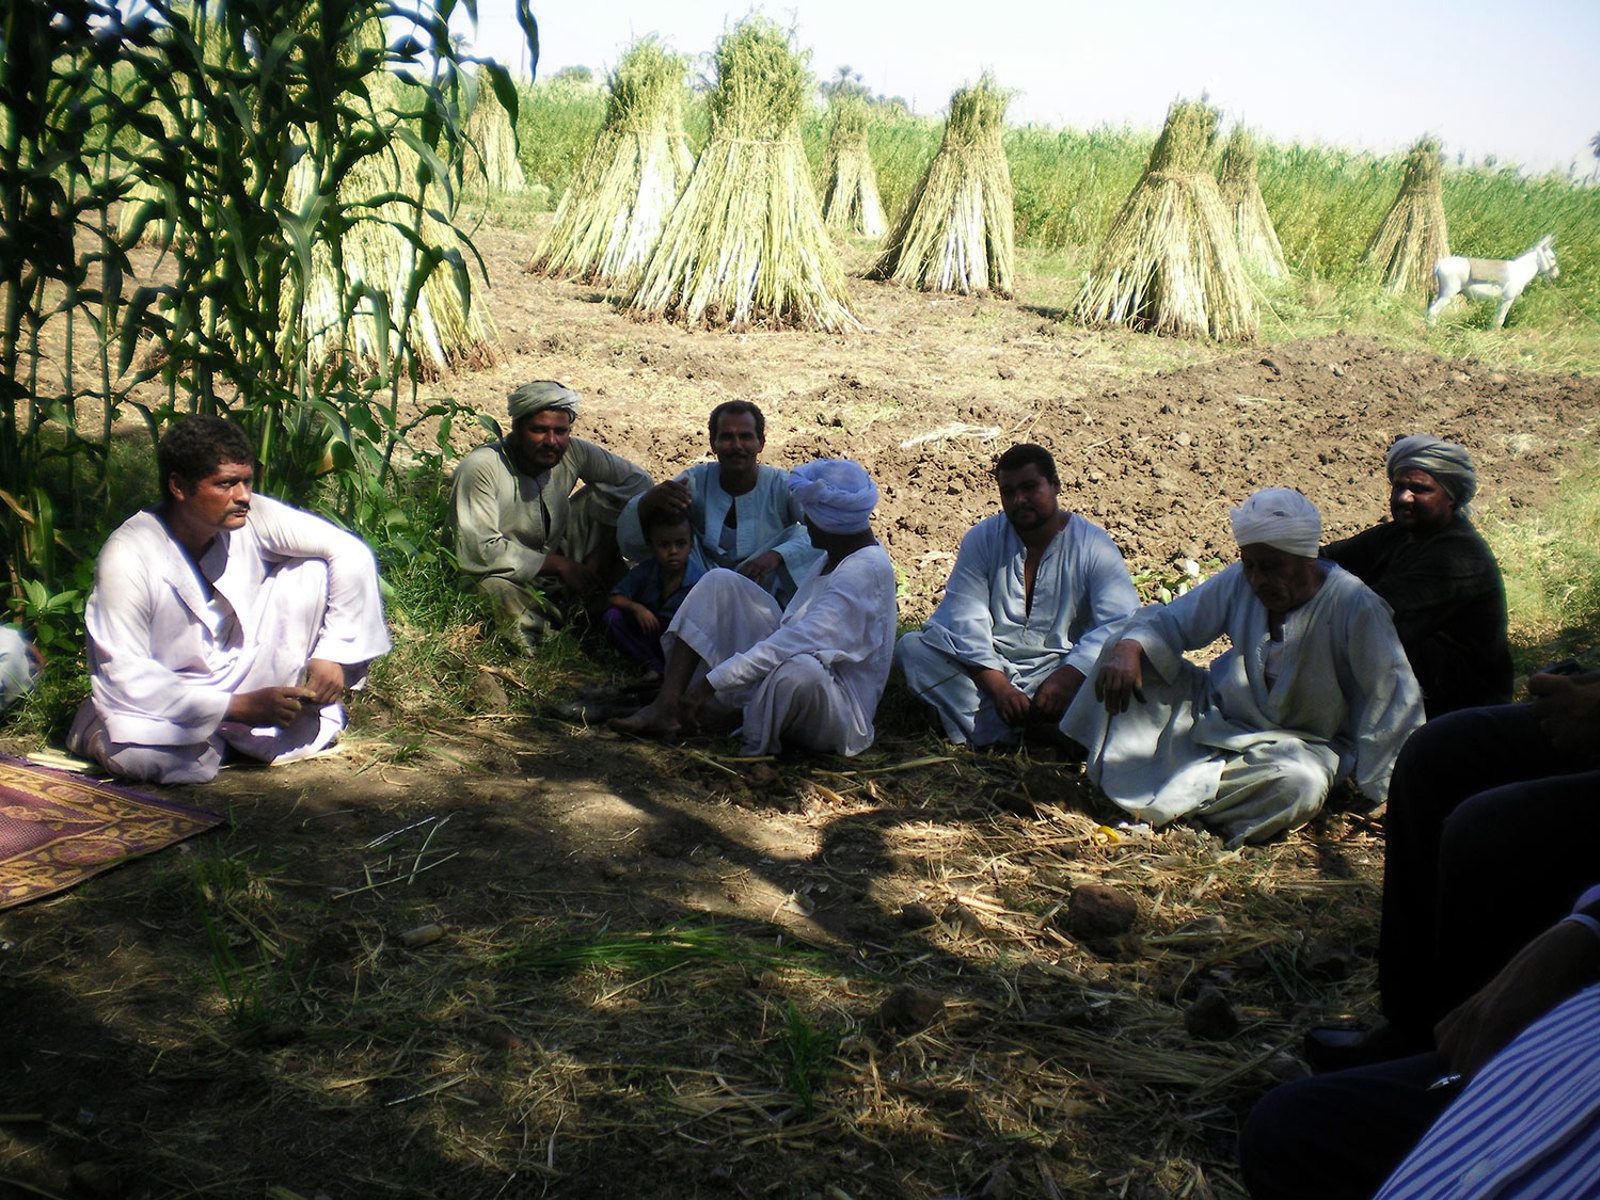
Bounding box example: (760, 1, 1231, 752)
(1323, 516, 1512, 717)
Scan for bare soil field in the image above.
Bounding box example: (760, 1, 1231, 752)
(2, 225, 1597, 1199)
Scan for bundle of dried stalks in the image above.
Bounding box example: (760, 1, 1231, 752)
(289, 137, 499, 378)
(1077, 99, 1257, 340)
(1218, 127, 1287, 279)
(531, 37, 693, 285)
(463, 80, 526, 194)
(626, 17, 860, 331)
(1364, 137, 1449, 295)
(868, 76, 1015, 297)
(820, 90, 886, 238)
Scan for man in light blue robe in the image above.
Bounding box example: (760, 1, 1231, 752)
(897, 443, 1140, 746)
(618, 401, 821, 606)
(1062, 488, 1425, 846)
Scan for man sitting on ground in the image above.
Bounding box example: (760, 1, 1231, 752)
(618, 400, 821, 607)
(1061, 488, 1424, 846)
(452, 381, 652, 652)
(611, 459, 897, 758)
(68, 415, 391, 784)
(897, 442, 1139, 746)
(1323, 434, 1511, 717)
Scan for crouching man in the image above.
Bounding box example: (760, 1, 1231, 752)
(68, 415, 392, 784)
(611, 459, 898, 758)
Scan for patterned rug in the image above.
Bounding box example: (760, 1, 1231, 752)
(0, 754, 226, 909)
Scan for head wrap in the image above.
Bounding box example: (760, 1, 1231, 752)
(1230, 488, 1322, 558)
(1385, 434, 1476, 511)
(507, 381, 580, 423)
(0, 625, 40, 712)
(789, 459, 878, 534)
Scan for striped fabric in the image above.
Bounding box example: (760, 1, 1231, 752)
(1377, 982, 1600, 1199)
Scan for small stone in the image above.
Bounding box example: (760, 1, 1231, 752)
(897, 903, 938, 929)
(1065, 884, 1138, 940)
(478, 1024, 524, 1052)
(943, 899, 987, 936)
(1183, 986, 1240, 1040)
(879, 984, 945, 1032)
(399, 923, 445, 948)
(996, 364, 1017, 380)
(466, 671, 508, 711)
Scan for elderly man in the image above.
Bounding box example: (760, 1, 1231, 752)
(612, 459, 897, 758)
(896, 443, 1140, 746)
(1323, 435, 1511, 717)
(1061, 488, 1424, 846)
(67, 416, 391, 784)
(618, 400, 821, 606)
(452, 381, 652, 651)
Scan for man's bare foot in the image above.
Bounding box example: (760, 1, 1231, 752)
(609, 701, 681, 738)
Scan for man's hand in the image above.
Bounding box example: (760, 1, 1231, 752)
(227, 686, 315, 728)
(302, 658, 345, 705)
(1436, 919, 1600, 1079)
(679, 675, 716, 732)
(1529, 670, 1600, 756)
(1031, 664, 1086, 722)
(542, 553, 601, 597)
(976, 668, 1033, 727)
(737, 550, 783, 584)
(638, 479, 691, 524)
(1094, 639, 1147, 714)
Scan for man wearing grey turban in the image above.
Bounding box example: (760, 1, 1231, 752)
(1061, 488, 1424, 846)
(1323, 435, 1510, 717)
(451, 381, 652, 651)
(612, 459, 898, 758)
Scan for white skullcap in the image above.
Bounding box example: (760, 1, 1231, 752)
(789, 459, 878, 534)
(0, 625, 39, 712)
(1230, 488, 1322, 558)
(508, 380, 580, 422)
(1386, 435, 1477, 511)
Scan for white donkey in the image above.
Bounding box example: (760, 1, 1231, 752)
(1427, 234, 1558, 327)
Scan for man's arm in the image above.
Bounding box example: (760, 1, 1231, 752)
(1437, 888, 1600, 1079)
(1529, 669, 1600, 756)
(451, 449, 552, 582)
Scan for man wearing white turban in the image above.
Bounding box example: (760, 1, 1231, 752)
(1323, 435, 1510, 717)
(1061, 488, 1425, 845)
(451, 381, 652, 651)
(612, 459, 898, 757)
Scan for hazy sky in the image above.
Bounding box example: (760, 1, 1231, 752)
(456, 0, 1600, 176)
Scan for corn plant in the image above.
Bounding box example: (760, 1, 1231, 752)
(0, 0, 538, 653)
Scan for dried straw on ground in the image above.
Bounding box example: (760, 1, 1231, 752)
(1077, 99, 1257, 340)
(463, 80, 526, 194)
(1217, 126, 1287, 279)
(867, 76, 1014, 297)
(626, 18, 860, 332)
(819, 90, 886, 238)
(1364, 137, 1449, 295)
(530, 38, 693, 284)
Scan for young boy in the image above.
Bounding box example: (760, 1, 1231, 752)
(602, 512, 706, 674)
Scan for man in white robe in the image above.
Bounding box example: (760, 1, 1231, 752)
(452, 381, 652, 650)
(68, 416, 391, 784)
(897, 443, 1140, 746)
(617, 400, 821, 606)
(1061, 488, 1424, 846)
(612, 459, 897, 757)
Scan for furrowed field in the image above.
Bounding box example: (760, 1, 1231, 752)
(3, 27, 1599, 1200)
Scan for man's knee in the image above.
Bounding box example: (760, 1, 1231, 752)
(771, 654, 831, 697)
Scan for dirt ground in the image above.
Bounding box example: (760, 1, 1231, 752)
(2, 225, 1599, 1199)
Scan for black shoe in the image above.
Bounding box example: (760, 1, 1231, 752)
(1303, 1023, 1420, 1073)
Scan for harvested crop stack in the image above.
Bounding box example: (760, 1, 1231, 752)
(820, 89, 886, 237)
(627, 17, 859, 331)
(531, 37, 693, 284)
(1217, 126, 1287, 278)
(868, 75, 1014, 297)
(464, 79, 526, 194)
(1077, 99, 1256, 340)
(1364, 137, 1449, 294)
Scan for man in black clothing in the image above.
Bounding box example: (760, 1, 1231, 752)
(1323, 434, 1510, 717)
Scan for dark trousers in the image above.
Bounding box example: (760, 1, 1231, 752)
(1239, 1053, 1453, 1199)
(1378, 703, 1600, 1042)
